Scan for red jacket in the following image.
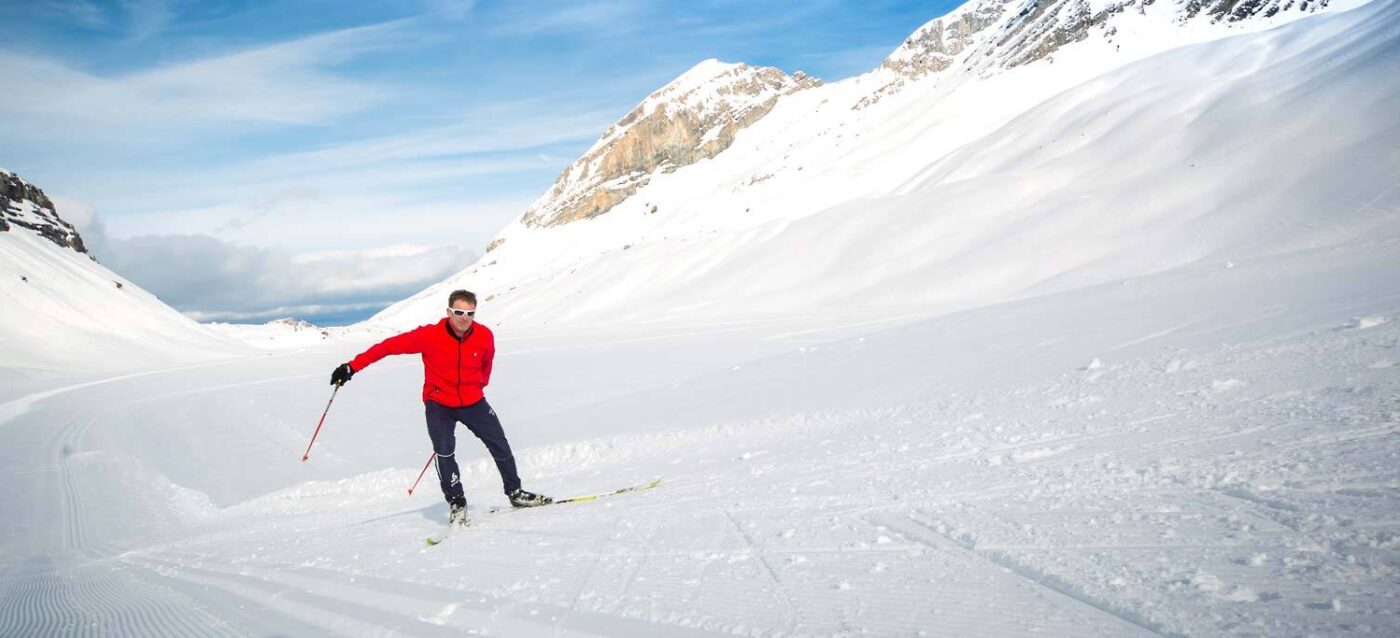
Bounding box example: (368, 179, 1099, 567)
(349, 319, 496, 407)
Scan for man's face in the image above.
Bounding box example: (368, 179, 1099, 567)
(448, 300, 476, 332)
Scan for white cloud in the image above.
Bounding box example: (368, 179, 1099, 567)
(78, 213, 477, 322)
(49, 195, 98, 227)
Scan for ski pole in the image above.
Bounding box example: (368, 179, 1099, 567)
(301, 385, 340, 462)
(407, 451, 435, 495)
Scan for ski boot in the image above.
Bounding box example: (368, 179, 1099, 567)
(449, 502, 469, 526)
(508, 488, 552, 508)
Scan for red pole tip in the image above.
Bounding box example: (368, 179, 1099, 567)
(407, 489, 414, 495)
(302, 455, 309, 461)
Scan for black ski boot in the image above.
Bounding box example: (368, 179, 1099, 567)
(508, 489, 552, 508)
(449, 502, 469, 526)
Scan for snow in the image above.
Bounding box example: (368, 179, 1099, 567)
(373, 0, 1396, 333)
(3, 228, 1397, 634)
(204, 318, 394, 350)
(2, 0, 1398, 635)
(0, 224, 251, 385)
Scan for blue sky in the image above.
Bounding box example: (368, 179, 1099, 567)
(0, 0, 956, 324)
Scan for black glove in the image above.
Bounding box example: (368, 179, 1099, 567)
(330, 363, 355, 386)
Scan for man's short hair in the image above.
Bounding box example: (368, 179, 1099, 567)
(448, 289, 477, 307)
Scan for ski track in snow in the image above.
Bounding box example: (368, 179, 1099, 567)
(2, 290, 1397, 635)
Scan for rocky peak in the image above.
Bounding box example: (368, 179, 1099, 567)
(861, 0, 1340, 107)
(519, 59, 821, 229)
(880, 0, 1010, 81)
(1, 169, 90, 257)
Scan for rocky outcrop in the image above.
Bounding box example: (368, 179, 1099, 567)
(1, 170, 89, 256)
(859, 0, 1337, 108)
(1186, 0, 1333, 21)
(520, 60, 820, 228)
(880, 0, 1008, 81)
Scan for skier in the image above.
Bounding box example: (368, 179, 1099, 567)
(329, 289, 550, 525)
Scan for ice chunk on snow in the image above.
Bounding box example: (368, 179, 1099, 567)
(1352, 315, 1390, 329)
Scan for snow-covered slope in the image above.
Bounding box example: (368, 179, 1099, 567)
(203, 318, 395, 350)
(370, 0, 1385, 332)
(0, 170, 250, 379)
(2, 180, 1396, 636)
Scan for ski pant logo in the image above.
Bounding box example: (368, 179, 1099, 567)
(450, 472, 459, 487)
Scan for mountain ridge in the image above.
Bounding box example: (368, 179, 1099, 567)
(369, 0, 1387, 331)
(517, 59, 821, 230)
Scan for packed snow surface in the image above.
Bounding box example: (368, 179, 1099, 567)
(2, 230, 1397, 635)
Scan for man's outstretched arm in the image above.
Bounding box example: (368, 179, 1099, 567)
(331, 327, 427, 386)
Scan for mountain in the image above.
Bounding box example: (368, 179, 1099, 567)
(1, 171, 89, 255)
(0, 169, 249, 378)
(369, 0, 1390, 331)
(5, 2, 1398, 632)
(517, 59, 821, 232)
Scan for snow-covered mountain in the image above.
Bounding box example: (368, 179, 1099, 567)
(5, 2, 1398, 633)
(518, 59, 820, 231)
(370, 0, 1387, 332)
(1, 171, 89, 255)
(0, 169, 249, 378)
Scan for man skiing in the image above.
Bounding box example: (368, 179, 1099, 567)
(329, 289, 550, 526)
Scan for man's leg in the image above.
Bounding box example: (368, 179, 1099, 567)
(457, 400, 522, 494)
(424, 401, 467, 508)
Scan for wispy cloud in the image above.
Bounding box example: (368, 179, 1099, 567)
(36, 0, 109, 29)
(31, 0, 178, 38)
(0, 18, 412, 141)
(234, 99, 624, 181)
(425, 0, 476, 21)
(121, 0, 176, 41)
(75, 100, 621, 250)
(488, 1, 646, 37)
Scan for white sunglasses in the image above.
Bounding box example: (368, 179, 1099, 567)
(447, 308, 476, 317)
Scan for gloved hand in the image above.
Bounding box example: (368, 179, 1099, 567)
(330, 363, 355, 387)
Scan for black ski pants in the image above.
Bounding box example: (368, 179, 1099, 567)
(425, 399, 521, 508)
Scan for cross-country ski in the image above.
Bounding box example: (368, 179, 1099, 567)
(425, 478, 663, 545)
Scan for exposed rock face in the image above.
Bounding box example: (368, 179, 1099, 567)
(1, 170, 89, 256)
(880, 0, 1008, 81)
(520, 59, 821, 228)
(859, 0, 1336, 108)
(1185, 0, 1332, 21)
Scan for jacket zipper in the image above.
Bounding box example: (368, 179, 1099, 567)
(446, 321, 474, 406)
